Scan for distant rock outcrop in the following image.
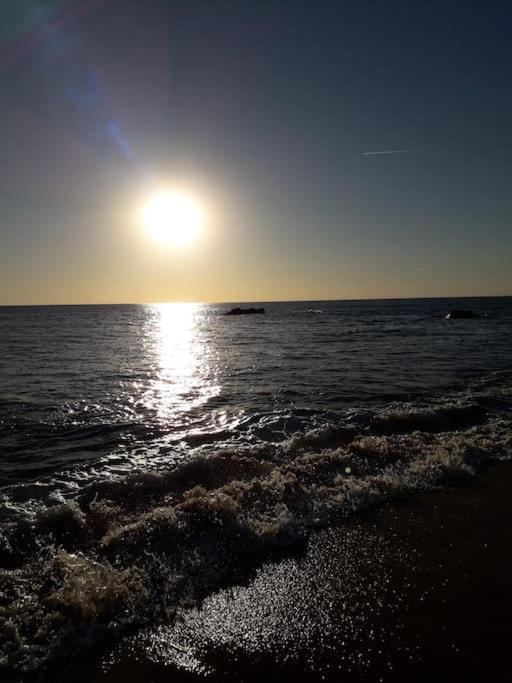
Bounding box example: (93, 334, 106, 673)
(225, 307, 265, 316)
(445, 309, 483, 320)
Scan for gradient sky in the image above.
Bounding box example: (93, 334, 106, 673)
(1, 0, 511, 305)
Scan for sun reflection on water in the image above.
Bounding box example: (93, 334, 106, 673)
(144, 303, 220, 423)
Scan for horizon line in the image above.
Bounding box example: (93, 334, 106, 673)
(0, 294, 511, 308)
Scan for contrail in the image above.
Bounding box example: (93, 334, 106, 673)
(362, 150, 410, 156)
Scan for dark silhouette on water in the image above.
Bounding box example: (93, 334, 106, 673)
(225, 307, 266, 315)
(445, 309, 483, 319)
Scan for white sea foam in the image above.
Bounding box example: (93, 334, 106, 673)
(1, 373, 511, 673)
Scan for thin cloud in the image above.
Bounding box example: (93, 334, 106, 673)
(362, 149, 411, 156)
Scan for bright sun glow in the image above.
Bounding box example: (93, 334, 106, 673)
(142, 191, 204, 246)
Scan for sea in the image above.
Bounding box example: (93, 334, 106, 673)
(1, 297, 512, 674)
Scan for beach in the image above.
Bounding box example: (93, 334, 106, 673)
(3, 461, 510, 682)
(3, 0, 512, 679)
(93, 462, 512, 682)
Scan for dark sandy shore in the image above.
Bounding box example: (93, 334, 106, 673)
(7, 463, 512, 683)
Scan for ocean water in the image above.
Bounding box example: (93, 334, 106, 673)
(1, 297, 512, 673)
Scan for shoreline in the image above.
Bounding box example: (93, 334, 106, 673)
(9, 461, 512, 682)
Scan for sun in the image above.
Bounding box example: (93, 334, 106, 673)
(141, 190, 204, 246)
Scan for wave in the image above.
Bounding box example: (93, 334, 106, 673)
(1, 373, 512, 673)
(0, 421, 166, 486)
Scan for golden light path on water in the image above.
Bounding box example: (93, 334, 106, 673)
(143, 303, 221, 424)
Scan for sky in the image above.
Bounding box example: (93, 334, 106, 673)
(0, 0, 511, 305)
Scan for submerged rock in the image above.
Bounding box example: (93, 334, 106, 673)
(445, 309, 483, 320)
(225, 307, 265, 315)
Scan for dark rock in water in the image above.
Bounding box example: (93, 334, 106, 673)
(226, 307, 265, 315)
(445, 309, 483, 320)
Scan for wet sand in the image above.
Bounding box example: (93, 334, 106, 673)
(7, 463, 512, 682)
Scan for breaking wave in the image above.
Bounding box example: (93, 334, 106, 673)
(1, 372, 512, 673)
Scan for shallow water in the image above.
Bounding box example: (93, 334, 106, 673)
(1, 297, 511, 673)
